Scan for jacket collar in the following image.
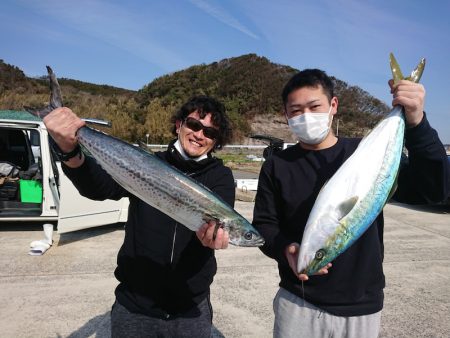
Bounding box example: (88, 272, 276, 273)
(159, 139, 221, 175)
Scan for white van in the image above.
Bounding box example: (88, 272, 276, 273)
(0, 110, 129, 233)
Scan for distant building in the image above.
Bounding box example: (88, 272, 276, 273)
(444, 144, 450, 154)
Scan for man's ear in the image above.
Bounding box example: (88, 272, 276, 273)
(331, 97, 339, 116)
(175, 120, 182, 134)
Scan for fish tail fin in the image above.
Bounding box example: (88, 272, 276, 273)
(25, 66, 63, 119)
(389, 53, 404, 84)
(390, 53, 426, 84)
(406, 58, 426, 83)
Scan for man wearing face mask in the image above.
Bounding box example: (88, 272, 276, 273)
(43, 96, 234, 337)
(253, 69, 448, 337)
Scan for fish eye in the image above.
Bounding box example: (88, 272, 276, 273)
(315, 249, 326, 260)
(244, 232, 253, 241)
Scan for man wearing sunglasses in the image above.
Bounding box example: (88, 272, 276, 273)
(42, 96, 234, 337)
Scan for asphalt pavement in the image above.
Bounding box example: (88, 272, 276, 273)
(0, 201, 449, 338)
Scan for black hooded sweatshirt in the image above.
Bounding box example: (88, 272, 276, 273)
(63, 140, 235, 318)
(253, 114, 449, 317)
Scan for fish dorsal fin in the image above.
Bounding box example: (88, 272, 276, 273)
(336, 196, 358, 221)
(137, 141, 154, 154)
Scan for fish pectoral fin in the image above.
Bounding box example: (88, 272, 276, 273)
(336, 196, 359, 220)
(202, 215, 222, 227)
(202, 215, 223, 240)
(212, 222, 225, 241)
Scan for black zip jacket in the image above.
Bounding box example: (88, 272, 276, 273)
(253, 114, 449, 317)
(62, 141, 235, 318)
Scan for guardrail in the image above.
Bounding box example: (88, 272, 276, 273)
(145, 144, 267, 149)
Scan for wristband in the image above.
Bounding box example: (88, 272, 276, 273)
(53, 143, 82, 161)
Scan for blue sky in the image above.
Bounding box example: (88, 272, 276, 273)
(1, 0, 449, 143)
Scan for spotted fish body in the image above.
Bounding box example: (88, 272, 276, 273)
(297, 55, 425, 275)
(29, 67, 264, 247)
(79, 127, 264, 246)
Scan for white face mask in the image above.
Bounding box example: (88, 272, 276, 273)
(287, 106, 333, 145)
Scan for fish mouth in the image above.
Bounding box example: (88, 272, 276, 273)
(252, 237, 265, 246)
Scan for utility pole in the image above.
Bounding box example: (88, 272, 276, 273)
(146, 134, 149, 146)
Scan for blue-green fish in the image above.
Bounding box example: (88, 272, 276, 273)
(28, 67, 264, 247)
(297, 54, 425, 275)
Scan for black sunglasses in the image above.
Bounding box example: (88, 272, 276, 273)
(183, 117, 220, 140)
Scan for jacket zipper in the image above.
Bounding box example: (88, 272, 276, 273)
(170, 222, 178, 264)
(169, 173, 207, 265)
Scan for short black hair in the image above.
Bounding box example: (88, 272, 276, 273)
(282, 69, 334, 106)
(171, 96, 232, 150)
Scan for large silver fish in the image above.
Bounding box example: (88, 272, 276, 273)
(297, 54, 425, 275)
(28, 66, 264, 247)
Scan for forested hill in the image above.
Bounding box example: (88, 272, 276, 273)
(0, 55, 390, 143)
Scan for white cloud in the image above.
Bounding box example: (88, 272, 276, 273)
(189, 0, 260, 40)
